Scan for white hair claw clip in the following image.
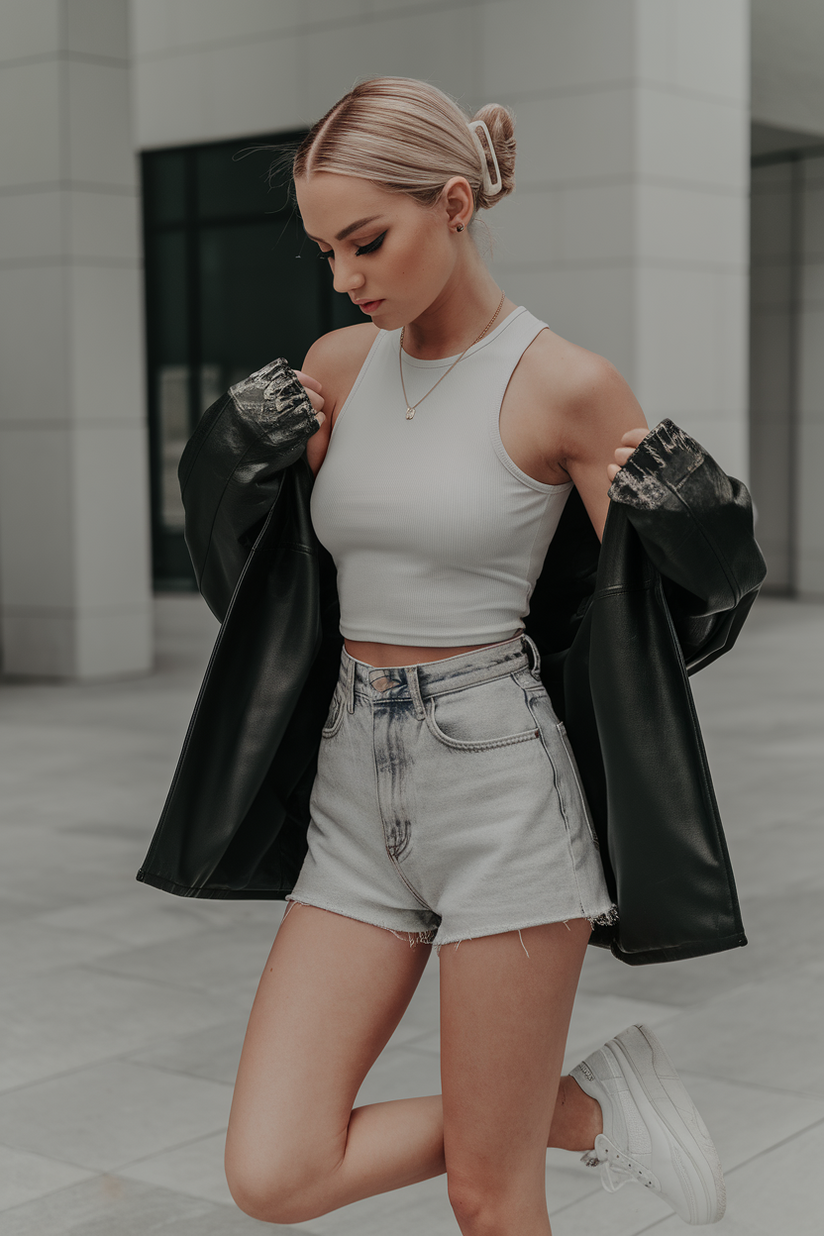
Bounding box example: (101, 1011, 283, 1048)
(468, 120, 503, 196)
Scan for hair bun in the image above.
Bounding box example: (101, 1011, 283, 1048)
(470, 103, 515, 208)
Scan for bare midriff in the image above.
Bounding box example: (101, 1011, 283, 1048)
(343, 638, 503, 669)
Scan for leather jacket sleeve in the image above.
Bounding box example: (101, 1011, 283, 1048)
(177, 358, 320, 621)
(606, 419, 767, 671)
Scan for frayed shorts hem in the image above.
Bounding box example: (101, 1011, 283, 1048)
(284, 894, 619, 954)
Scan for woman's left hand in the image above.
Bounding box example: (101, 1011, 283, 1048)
(607, 428, 648, 482)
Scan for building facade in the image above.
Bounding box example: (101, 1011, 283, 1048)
(0, 0, 822, 678)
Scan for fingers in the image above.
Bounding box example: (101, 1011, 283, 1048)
(293, 369, 325, 417)
(612, 445, 636, 469)
(607, 426, 647, 484)
(293, 370, 323, 395)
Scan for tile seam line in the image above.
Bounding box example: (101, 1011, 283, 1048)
(674, 1067, 824, 1103)
(0, 50, 128, 71)
(0, 1170, 97, 1219)
(76, 960, 249, 996)
(0, 1171, 221, 1223)
(0, 1136, 100, 1175)
(625, 1113, 824, 1234)
(0, 1025, 239, 1102)
(103, 1123, 231, 1173)
(21, 1116, 230, 1179)
(662, 1067, 824, 1103)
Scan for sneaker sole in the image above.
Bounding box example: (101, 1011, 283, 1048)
(609, 1025, 726, 1224)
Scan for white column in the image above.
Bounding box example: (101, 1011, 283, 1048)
(487, 0, 751, 477)
(0, 0, 152, 678)
(798, 154, 824, 595)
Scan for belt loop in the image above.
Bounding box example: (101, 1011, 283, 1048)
(406, 664, 426, 721)
(345, 652, 356, 713)
(522, 633, 542, 679)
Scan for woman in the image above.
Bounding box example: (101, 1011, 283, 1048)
(139, 78, 763, 1233)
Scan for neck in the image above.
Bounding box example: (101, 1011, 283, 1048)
(402, 248, 508, 359)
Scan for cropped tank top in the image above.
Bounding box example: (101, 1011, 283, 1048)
(310, 306, 573, 646)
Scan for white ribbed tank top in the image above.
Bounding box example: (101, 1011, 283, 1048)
(310, 306, 573, 645)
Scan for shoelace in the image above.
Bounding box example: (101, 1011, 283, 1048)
(580, 1147, 657, 1194)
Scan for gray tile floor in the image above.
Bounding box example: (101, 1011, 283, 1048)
(0, 594, 821, 1234)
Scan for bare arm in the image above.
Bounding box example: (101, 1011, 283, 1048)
(554, 355, 648, 541)
(296, 324, 378, 477)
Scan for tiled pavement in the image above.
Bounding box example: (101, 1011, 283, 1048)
(0, 594, 821, 1235)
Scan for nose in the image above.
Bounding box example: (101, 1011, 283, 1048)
(332, 257, 364, 296)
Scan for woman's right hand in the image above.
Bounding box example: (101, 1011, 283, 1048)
(294, 369, 331, 477)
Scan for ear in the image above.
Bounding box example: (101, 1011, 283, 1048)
(440, 176, 474, 232)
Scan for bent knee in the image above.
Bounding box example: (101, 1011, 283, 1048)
(226, 1166, 318, 1225)
(225, 1146, 337, 1225)
(447, 1172, 545, 1234)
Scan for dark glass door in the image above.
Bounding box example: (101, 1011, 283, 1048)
(142, 135, 361, 588)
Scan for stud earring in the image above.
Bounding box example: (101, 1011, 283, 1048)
(456, 223, 465, 232)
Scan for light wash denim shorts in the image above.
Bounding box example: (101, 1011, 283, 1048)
(287, 633, 617, 948)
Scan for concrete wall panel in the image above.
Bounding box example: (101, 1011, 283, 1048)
(0, 426, 76, 609)
(67, 62, 136, 186)
(514, 91, 634, 187)
(0, 267, 70, 421)
(0, 61, 61, 189)
(481, 0, 634, 95)
(136, 31, 304, 147)
(0, 0, 61, 60)
(68, 266, 145, 425)
(0, 0, 151, 677)
(73, 424, 152, 608)
(65, 0, 130, 59)
(304, 10, 475, 123)
(636, 87, 748, 190)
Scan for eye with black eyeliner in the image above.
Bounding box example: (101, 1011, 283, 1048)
(317, 231, 386, 262)
(356, 231, 386, 255)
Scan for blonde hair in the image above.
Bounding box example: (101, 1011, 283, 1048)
(292, 77, 515, 213)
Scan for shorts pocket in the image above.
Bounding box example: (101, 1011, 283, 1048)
(321, 685, 346, 738)
(554, 721, 600, 847)
(525, 690, 599, 846)
(424, 675, 540, 751)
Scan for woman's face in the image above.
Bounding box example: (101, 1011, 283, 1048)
(295, 173, 462, 331)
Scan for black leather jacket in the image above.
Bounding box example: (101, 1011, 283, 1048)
(137, 359, 767, 965)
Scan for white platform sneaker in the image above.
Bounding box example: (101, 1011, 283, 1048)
(570, 1024, 726, 1225)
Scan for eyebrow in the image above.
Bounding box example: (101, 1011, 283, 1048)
(304, 215, 384, 243)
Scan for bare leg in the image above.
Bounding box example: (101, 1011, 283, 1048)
(225, 904, 441, 1224)
(225, 906, 594, 1229)
(438, 919, 591, 1236)
(549, 1075, 604, 1151)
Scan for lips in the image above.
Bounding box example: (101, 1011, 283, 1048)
(354, 299, 384, 314)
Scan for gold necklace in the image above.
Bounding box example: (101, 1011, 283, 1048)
(399, 291, 506, 420)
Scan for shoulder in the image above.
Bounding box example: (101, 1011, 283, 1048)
(520, 326, 632, 411)
(518, 326, 645, 465)
(302, 323, 380, 418)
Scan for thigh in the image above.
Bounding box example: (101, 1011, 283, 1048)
(439, 920, 590, 1199)
(226, 904, 430, 1187)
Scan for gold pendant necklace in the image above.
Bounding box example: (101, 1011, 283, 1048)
(399, 291, 506, 420)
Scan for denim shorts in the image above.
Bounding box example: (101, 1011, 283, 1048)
(287, 634, 617, 948)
